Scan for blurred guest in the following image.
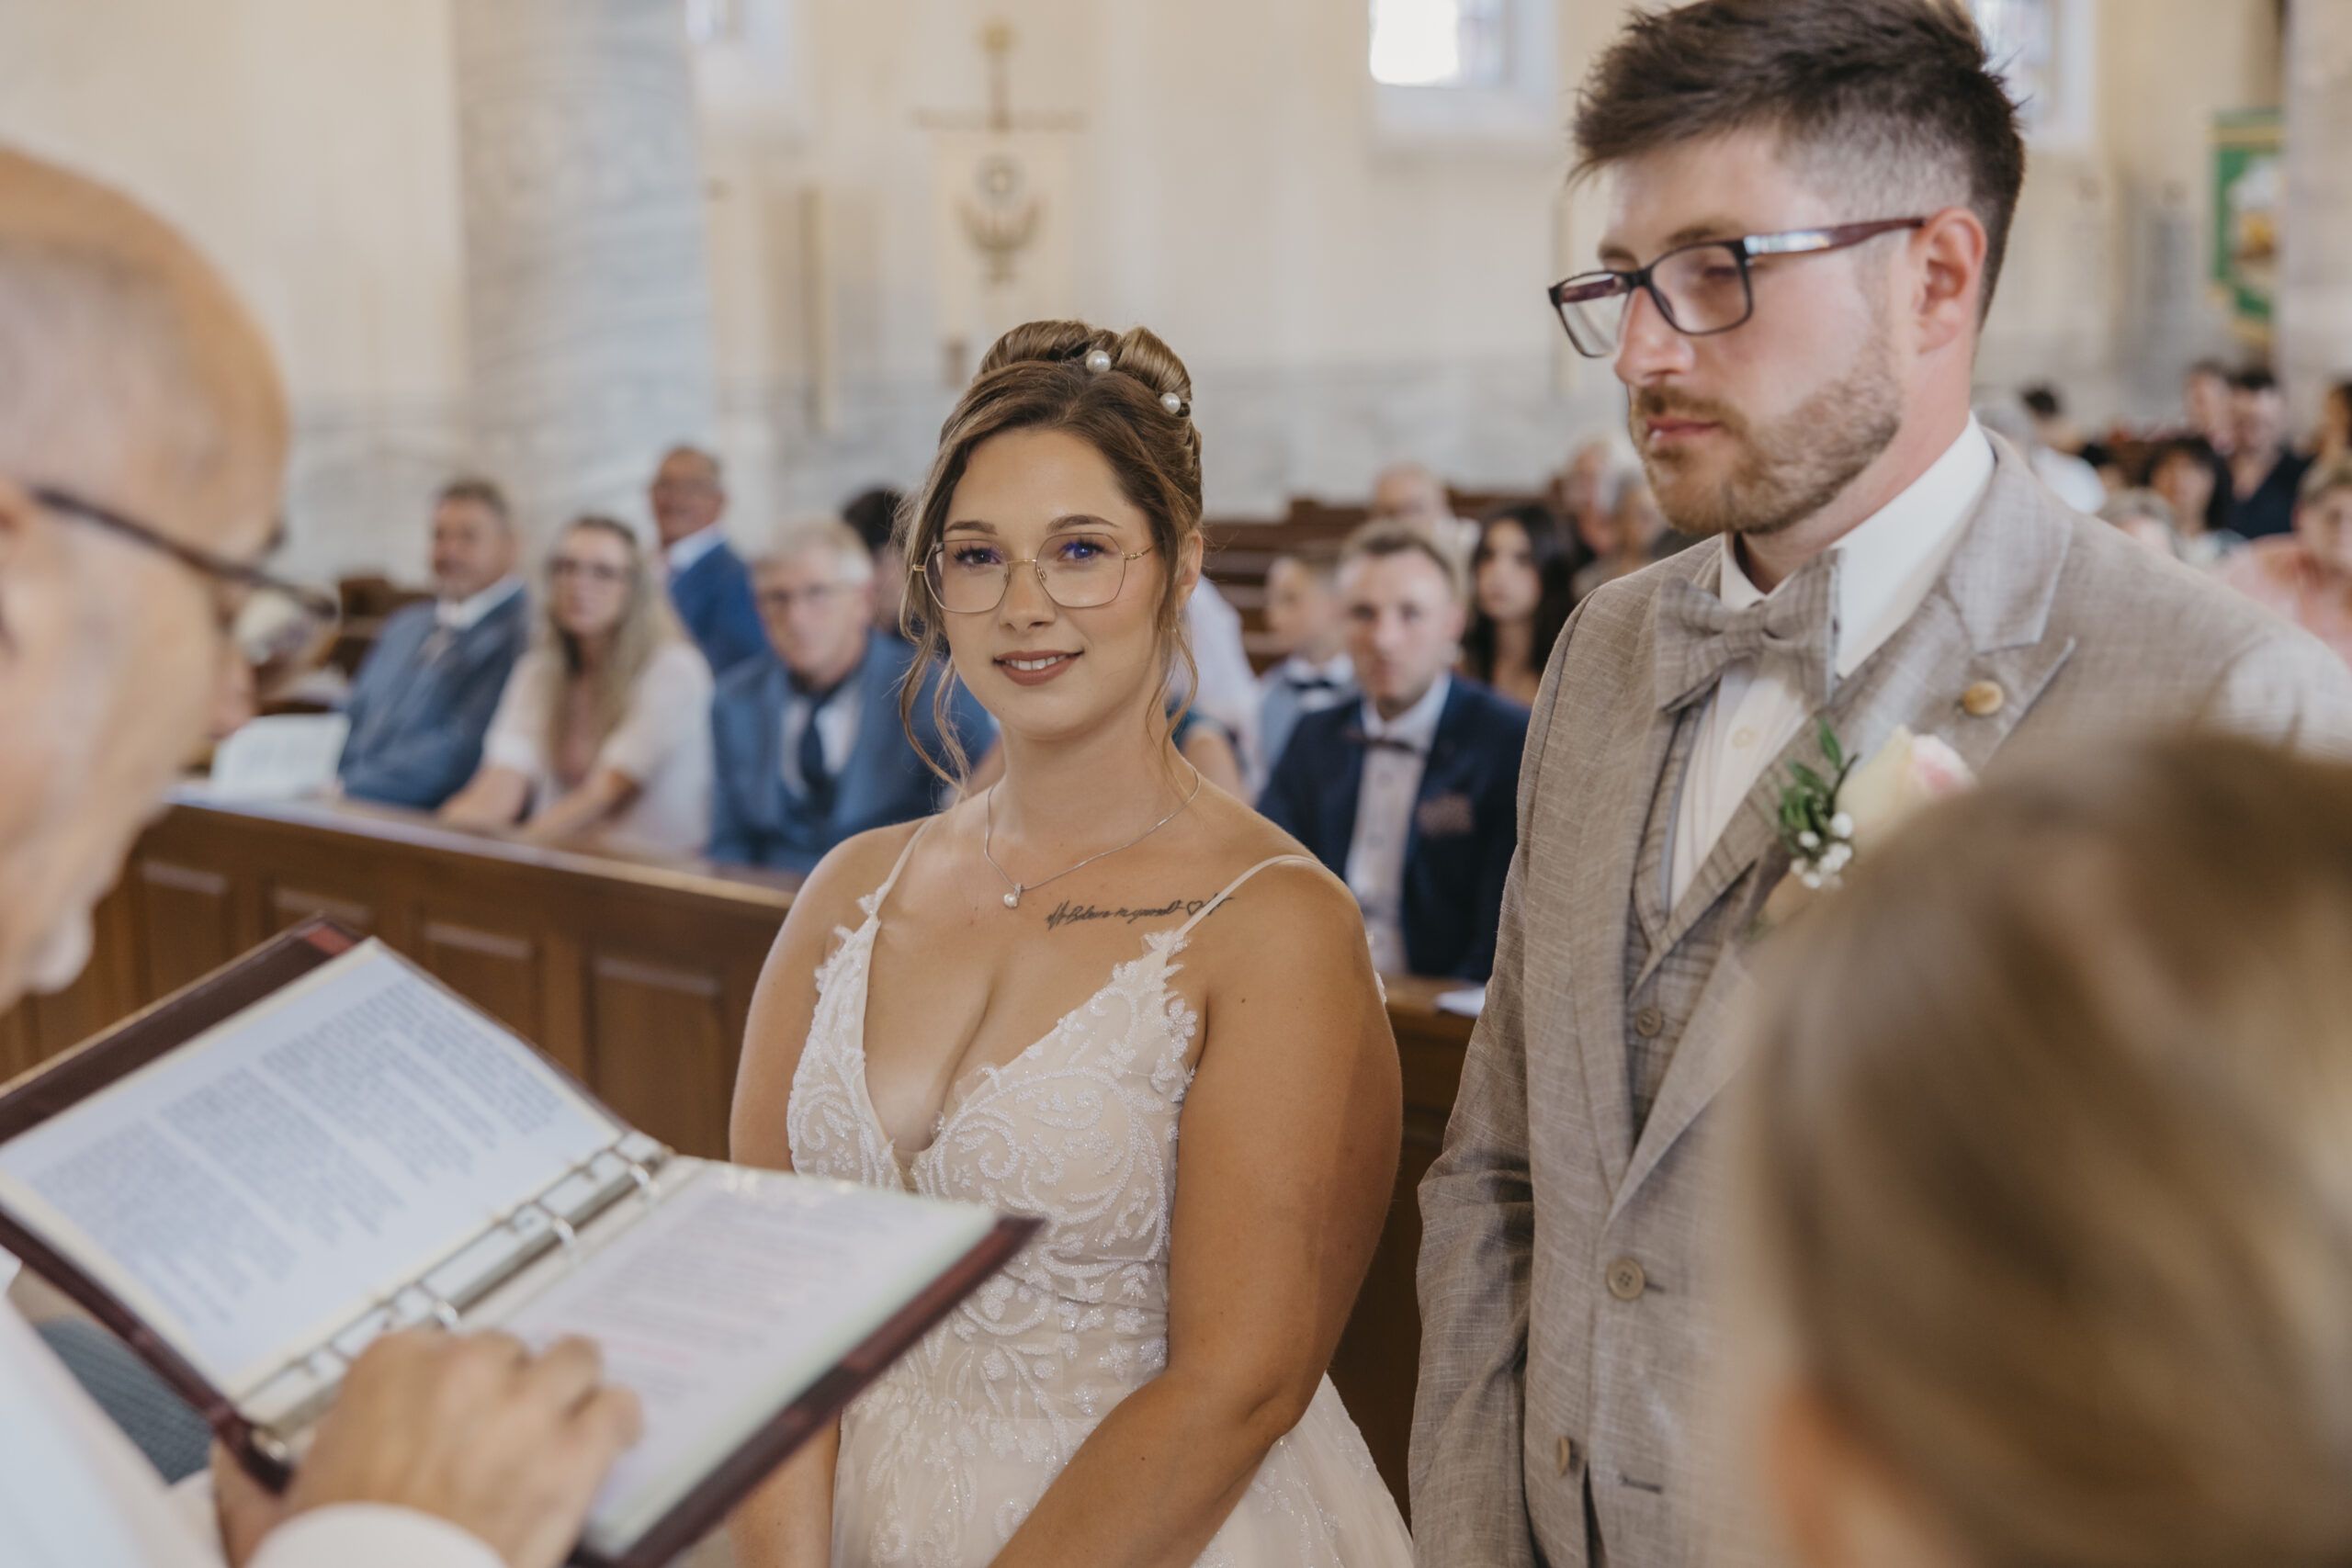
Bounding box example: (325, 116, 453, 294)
(1169, 700, 1247, 798)
(2313, 377, 2352, 467)
(1172, 572, 1262, 776)
(2146, 435, 2244, 564)
(1979, 396, 2104, 513)
(2226, 367, 2312, 539)
(336, 478, 527, 808)
(1738, 735, 2352, 1568)
(2023, 382, 2118, 487)
(1460, 503, 1573, 706)
(649, 444, 766, 675)
(2218, 457, 2352, 667)
(1370, 460, 1451, 526)
(2095, 489, 2180, 558)
(445, 515, 712, 855)
(2183, 356, 2236, 455)
(1571, 468, 1692, 598)
(1260, 521, 1526, 981)
(709, 518, 993, 873)
(842, 484, 907, 633)
(1548, 433, 1635, 573)
(1254, 549, 1354, 784)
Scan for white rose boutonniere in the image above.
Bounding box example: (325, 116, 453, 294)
(1759, 720, 1975, 929)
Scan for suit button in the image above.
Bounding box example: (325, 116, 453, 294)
(1634, 1007, 1664, 1039)
(1607, 1258, 1647, 1301)
(1555, 1435, 1579, 1475)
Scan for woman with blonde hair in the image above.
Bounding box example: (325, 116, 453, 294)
(728, 321, 1410, 1566)
(1735, 733, 2352, 1568)
(443, 513, 713, 854)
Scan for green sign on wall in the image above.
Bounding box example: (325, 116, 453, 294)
(2212, 107, 2282, 344)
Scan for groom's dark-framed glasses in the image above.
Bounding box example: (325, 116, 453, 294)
(1548, 217, 1928, 358)
(28, 483, 342, 688)
(922, 535, 1155, 615)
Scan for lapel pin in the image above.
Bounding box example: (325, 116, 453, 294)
(1961, 680, 2006, 718)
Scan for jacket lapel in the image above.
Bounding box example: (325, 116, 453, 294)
(1610, 442, 2080, 1213)
(1568, 558, 1714, 1192)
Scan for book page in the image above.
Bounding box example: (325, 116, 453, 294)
(0, 942, 619, 1393)
(491, 1164, 999, 1553)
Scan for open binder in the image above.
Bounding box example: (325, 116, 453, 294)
(0, 919, 1038, 1568)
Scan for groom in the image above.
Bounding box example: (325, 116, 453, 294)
(1409, 3, 2352, 1565)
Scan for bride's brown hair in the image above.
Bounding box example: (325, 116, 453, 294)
(897, 320, 1204, 784)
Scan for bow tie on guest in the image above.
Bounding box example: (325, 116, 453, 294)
(1651, 549, 1843, 714)
(1345, 728, 1424, 757)
(1285, 672, 1343, 694)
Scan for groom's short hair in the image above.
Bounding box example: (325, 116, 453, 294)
(1570, 0, 2027, 318)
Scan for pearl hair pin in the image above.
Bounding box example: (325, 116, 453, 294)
(1079, 344, 1188, 418)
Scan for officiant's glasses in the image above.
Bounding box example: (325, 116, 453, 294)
(922, 535, 1155, 615)
(29, 484, 341, 690)
(1548, 218, 1928, 357)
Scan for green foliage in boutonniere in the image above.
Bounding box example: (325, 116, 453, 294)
(1776, 719, 1859, 889)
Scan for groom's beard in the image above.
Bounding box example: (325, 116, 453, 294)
(1631, 327, 1903, 541)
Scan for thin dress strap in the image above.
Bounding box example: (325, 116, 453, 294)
(1174, 854, 1319, 942)
(865, 817, 937, 922)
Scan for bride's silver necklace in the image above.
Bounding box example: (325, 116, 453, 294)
(982, 765, 1204, 909)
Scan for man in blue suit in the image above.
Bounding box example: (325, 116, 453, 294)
(336, 478, 530, 808)
(1259, 520, 1527, 981)
(710, 517, 996, 872)
(651, 444, 767, 677)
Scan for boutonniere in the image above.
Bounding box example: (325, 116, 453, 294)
(1759, 719, 1975, 929)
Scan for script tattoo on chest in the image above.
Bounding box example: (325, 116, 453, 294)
(1042, 896, 1210, 933)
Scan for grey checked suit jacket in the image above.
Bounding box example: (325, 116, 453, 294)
(1409, 437, 2352, 1568)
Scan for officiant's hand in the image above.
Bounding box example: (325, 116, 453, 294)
(217, 1326, 644, 1568)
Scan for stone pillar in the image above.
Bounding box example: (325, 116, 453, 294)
(450, 0, 718, 544)
(2281, 0, 2352, 423)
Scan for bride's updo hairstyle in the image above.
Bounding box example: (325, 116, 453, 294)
(898, 320, 1203, 783)
(1739, 734, 2352, 1568)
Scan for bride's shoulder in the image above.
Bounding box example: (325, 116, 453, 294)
(788, 813, 950, 935)
(1189, 797, 1361, 940)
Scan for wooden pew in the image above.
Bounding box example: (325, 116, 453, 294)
(0, 794, 1473, 1514)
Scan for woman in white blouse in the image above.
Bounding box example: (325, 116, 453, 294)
(443, 514, 713, 856)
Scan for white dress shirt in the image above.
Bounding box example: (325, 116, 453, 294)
(663, 524, 727, 580)
(1345, 673, 1451, 975)
(0, 1298, 495, 1568)
(435, 576, 524, 634)
(1668, 420, 1996, 905)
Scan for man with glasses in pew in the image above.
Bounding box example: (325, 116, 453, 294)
(0, 146, 639, 1568)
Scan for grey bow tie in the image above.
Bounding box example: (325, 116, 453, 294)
(1652, 549, 1842, 714)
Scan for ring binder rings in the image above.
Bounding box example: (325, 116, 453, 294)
(0, 919, 1039, 1568)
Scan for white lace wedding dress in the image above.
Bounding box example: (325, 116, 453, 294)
(785, 835, 1414, 1567)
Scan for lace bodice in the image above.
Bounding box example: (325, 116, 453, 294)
(783, 833, 1409, 1566)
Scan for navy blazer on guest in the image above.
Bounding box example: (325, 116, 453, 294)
(708, 632, 995, 874)
(668, 537, 768, 679)
(1256, 678, 1528, 981)
(336, 591, 531, 809)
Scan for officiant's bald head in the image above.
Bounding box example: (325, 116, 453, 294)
(0, 146, 289, 1010)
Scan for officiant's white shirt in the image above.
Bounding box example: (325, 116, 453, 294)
(1668, 420, 1995, 905)
(0, 1299, 497, 1568)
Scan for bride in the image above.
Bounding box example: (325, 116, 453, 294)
(727, 321, 1412, 1568)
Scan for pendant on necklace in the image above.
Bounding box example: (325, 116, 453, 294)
(1003, 887, 1022, 909)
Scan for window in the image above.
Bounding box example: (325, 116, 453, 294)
(1370, 0, 1510, 89)
(1971, 0, 2095, 148)
(1367, 0, 1556, 148)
